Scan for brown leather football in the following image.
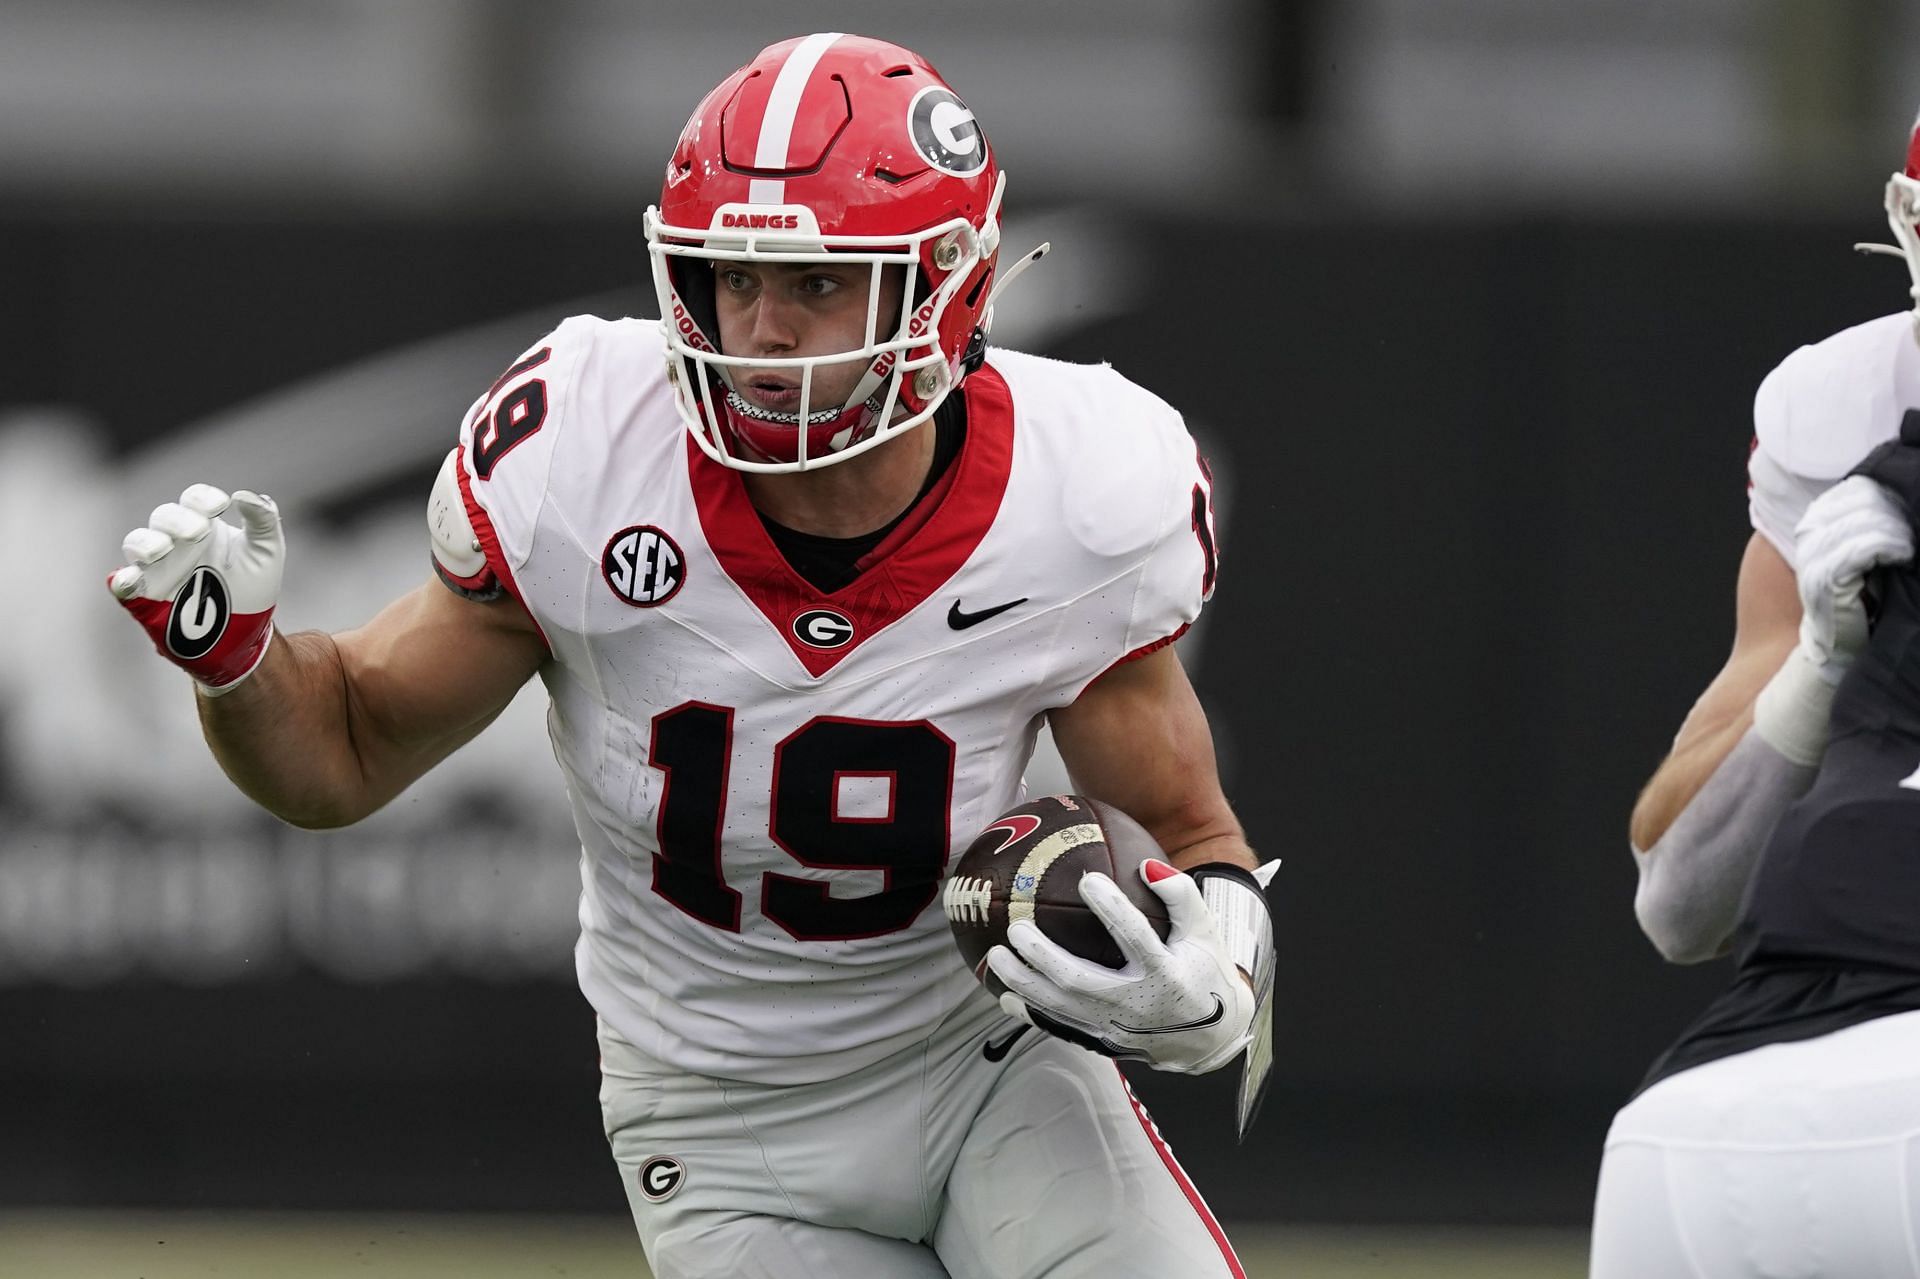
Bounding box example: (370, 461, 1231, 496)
(943, 794, 1174, 995)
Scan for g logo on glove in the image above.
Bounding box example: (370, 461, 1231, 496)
(108, 485, 284, 694)
(166, 566, 231, 659)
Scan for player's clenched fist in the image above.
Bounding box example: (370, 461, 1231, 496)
(1792, 474, 1914, 678)
(106, 485, 283, 695)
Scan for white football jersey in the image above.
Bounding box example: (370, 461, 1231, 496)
(1749, 312, 1920, 567)
(449, 317, 1217, 1084)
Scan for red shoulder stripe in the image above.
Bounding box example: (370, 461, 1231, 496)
(453, 444, 550, 653)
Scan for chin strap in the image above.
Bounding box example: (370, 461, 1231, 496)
(1190, 859, 1280, 1140)
(958, 240, 1052, 380)
(983, 241, 1051, 332)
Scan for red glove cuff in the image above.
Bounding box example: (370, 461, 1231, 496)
(117, 588, 275, 691)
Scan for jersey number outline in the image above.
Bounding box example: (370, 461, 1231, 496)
(649, 703, 957, 940)
(471, 347, 552, 479)
(1191, 453, 1218, 598)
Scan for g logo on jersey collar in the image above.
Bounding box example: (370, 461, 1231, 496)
(792, 607, 856, 649)
(908, 87, 988, 177)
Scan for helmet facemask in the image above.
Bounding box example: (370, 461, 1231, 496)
(645, 176, 1005, 473)
(1855, 109, 1920, 345)
(1883, 172, 1920, 343)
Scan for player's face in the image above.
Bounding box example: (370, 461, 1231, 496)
(714, 262, 905, 414)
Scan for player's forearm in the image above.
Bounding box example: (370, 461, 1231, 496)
(1166, 832, 1259, 874)
(1630, 705, 1757, 852)
(1632, 728, 1815, 962)
(195, 629, 381, 828)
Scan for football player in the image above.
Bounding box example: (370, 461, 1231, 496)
(107, 34, 1275, 1279)
(1593, 109, 1920, 1276)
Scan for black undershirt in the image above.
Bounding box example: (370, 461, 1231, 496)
(759, 397, 966, 593)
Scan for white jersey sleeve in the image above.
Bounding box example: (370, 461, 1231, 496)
(985, 351, 1217, 698)
(1749, 312, 1920, 570)
(1096, 370, 1216, 662)
(430, 317, 603, 618)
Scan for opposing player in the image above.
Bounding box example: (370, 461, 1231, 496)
(106, 34, 1274, 1279)
(1593, 111, 1920, 1275)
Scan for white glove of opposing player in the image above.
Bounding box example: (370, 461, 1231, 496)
(1792, 474, 1914, 679)
(106, 485, 283, 694)
(986, 860, 1254, 1074)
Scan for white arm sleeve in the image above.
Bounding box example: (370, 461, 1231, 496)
(1633, 729, 1815, 964)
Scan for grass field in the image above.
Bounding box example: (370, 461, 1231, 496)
(0, 1211, 1590, 1277)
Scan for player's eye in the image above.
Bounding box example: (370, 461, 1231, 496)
(798, 273, 843, 298)
(718, 268, 755, 292)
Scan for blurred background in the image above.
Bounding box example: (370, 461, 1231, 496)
(5, 2, 1920, 1275)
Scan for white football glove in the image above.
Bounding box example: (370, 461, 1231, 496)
(1791, 474, 1913, 678)
(986, 860, 1255, 1074)
(107, 485, 283, 694)
(1755, 474, 1915, 765)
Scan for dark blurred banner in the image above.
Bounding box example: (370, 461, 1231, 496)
(0, 208, 1902, 1225)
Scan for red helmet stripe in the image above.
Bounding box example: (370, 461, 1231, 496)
(1907, 104, 1920, 181)
(744, 31, 844, 204)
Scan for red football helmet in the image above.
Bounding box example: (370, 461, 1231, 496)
(1862, 106, 1920, 340)
(646, 33, 1014, 471)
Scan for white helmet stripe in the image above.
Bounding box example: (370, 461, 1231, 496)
(747, 31, 844, 205)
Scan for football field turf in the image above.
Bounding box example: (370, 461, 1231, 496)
(0, 1210, 1589, 1277)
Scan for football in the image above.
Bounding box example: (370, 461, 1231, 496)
(943, 794, 1174, 996)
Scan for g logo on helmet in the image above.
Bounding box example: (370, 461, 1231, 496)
(907, 87, 988, 177)
(166, 566, 231, 660)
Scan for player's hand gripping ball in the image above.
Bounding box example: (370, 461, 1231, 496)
(940, 787, 1167, 983)
(946, 794, 1262, 1073)
(943, 795, 1173, 997)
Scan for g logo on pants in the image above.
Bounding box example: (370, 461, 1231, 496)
(639, 1156, 686, 1202)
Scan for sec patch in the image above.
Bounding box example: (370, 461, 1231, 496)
(604, 525, 686, 606)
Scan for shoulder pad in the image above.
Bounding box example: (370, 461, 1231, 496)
(428, 448, 501, 599)
(1754, 313, 1920, 480)
(993, 353, 1192, 562)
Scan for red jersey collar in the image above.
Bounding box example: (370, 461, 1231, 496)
(689, 365, 1015, 677)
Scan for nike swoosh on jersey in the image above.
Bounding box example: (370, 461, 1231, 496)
(982, 1024, 1032, 1062)
(1112, 995, 1226, 1036)
(948, 597, 1028, 630)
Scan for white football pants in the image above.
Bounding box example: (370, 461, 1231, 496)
(598, 988, 1245, 1279)
(1591, 1008, 1920, 1278)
